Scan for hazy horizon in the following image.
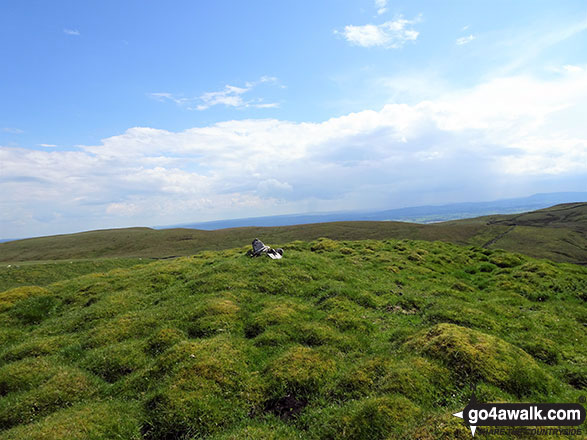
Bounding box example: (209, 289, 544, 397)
(2, 191, 585, 241)
(2, 1, 586, 239)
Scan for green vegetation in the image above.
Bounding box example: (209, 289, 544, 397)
(0, 238, 585, 439)
(449, 202, 587, 265)
(0, 258, 151, 292)
(1, 203, 585, 266)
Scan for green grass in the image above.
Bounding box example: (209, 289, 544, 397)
(0, 238, 585, 439)
(0, 258, 151, 292)
(449, 202, 587, 264)
(1, 203, 585, 265)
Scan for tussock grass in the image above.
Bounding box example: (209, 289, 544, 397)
(0, 286, 50, 312)
(0, 238, 585, 438)
(1, 400, 142, 440)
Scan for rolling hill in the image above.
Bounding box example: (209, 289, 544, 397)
(1, 203, 585, 265)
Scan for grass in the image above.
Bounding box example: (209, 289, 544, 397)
(0, 258, 151, 292)
(449, 202, 587, 264)
(1, 203, 585, 265)
(0, 238, 585, 439)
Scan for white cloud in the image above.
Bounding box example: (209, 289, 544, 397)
(63, 29, 80, 36)
(562, 64, 584, 73)
(338, 16, 420, 48)
(197, 85, 249, 110)
(106, 202, 140, 216)
(375, 0, 387, 15)
(254, 103, 280, 109)
(149, 76, 280, 111)
(456, 34, 475, 45)
(257, 76, 278, 84)
(257, 179, 293, 198)
(149, 93, 189, 106)
(38, 144, 57, 148)
(2, 71, 586, 237)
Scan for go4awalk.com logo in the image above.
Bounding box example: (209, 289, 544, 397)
(452, 394, 586, 437)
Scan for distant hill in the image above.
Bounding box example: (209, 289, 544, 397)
(447, 202, 587, 264)
(1, 202, 585, 265)
(164, 192, 587, 230)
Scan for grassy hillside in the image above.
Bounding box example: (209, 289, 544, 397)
(0, 223, 485, 262)
(0, 258, 151, 292)
(1, 203, 586, 265)
(0, 239, 585, 439)
(450, 202, 587, 265)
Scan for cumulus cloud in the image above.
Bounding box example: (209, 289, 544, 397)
(150, 76, 280, 111)
(338, 16, 420, 48)
(2, 71, 586, 237)
(63, 29, 80, 36)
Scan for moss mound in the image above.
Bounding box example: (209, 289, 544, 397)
(265, 345, 336, 398)
(405, 323, 555, 396)
(187, 297, 241, 338)
(210, 422, 301, 440)
(145, 327, 186, 355)
(144, 336, 263, 439)
(0, 286, 50, 312)
(308, 395, 421, 440)
(0, 367, 100, 429)
(1, 401, 142, 440)
(81, 340, 148, 383)
(0, 357, 61, 395)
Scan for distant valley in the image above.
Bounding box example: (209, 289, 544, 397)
(161, 192, 586, 230)
(1, 202, 585, 266)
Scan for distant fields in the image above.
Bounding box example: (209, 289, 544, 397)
(1, 203, 585, 266)
(0, 238, 585, 439)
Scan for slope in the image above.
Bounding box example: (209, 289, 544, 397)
(450, 202, 587, 265)
(0, 239, 585, 439)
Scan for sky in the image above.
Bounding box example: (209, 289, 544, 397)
(1, 0, 586, 238)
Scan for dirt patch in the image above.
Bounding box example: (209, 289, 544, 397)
(265, 394, 308, 420)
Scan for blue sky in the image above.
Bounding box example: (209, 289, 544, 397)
(1, 0, 586, 238)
